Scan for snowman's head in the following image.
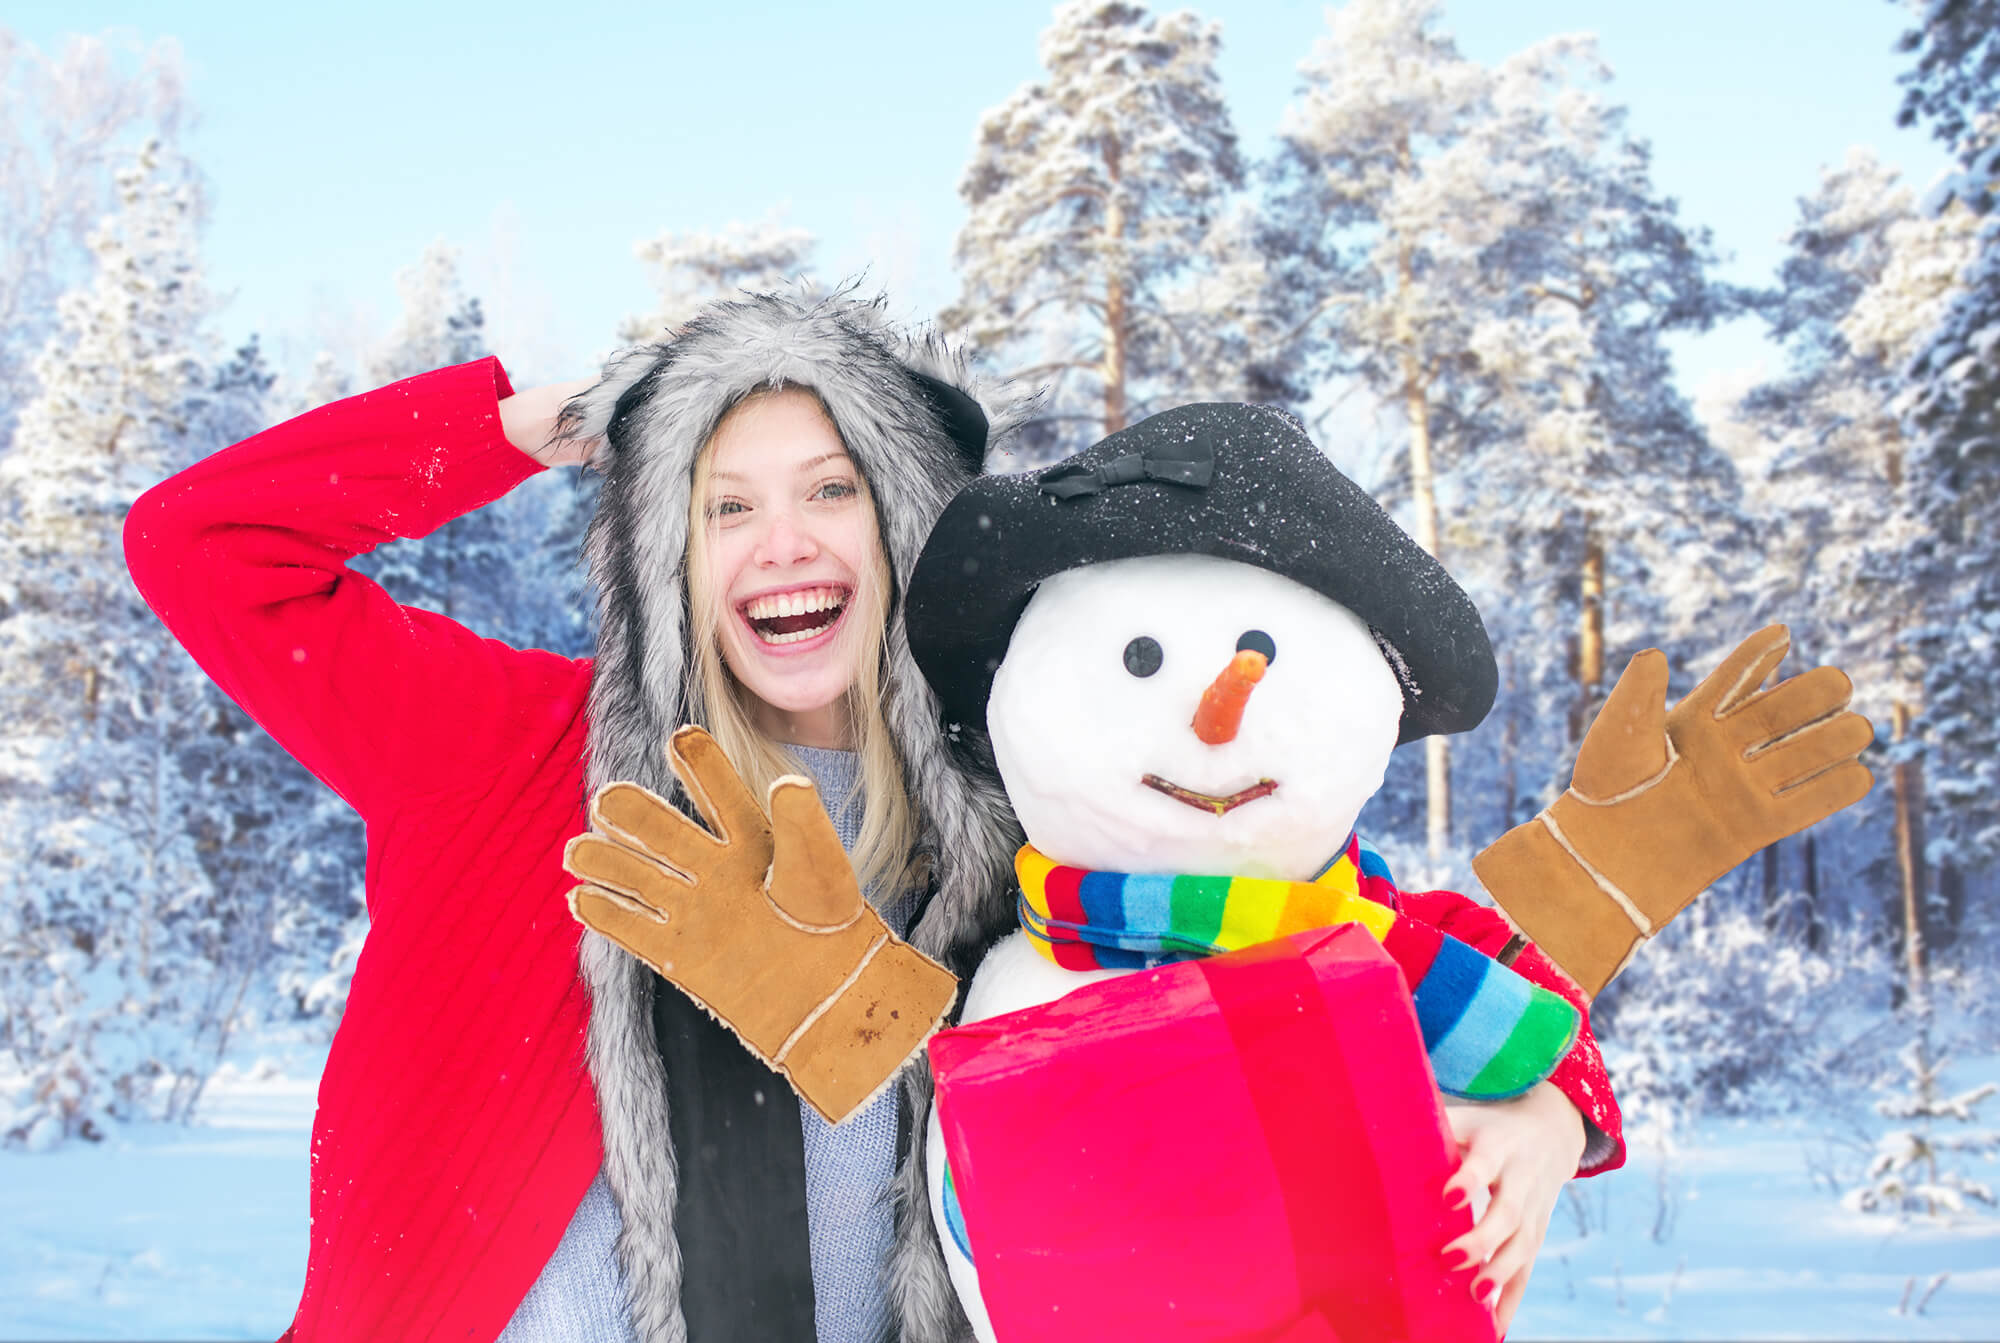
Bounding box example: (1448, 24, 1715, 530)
(988, 553, 1404, 881)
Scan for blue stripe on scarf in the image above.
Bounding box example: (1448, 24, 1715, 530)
(1410, 936, 1488, 1049)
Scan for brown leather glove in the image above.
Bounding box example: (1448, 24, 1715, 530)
(564, 725, 959, 1123)
(1472, 625, 1874, 998)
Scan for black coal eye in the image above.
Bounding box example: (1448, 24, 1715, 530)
(1123, 636, 1163, 677)
(1237, 629, 1276, 664)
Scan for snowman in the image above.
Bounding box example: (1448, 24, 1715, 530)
(904, 402, 1608, 1340)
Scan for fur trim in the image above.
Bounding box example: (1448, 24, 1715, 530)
(560, 289, 1027, 1343)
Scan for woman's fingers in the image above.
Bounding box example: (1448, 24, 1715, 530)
(1491, 1266, 1532, 1336)
(1473, 1218, 1539, 1308)
(1442, 1107, 1498, 1205)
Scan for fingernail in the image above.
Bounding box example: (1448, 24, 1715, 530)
(1445, 1191, 1468, 1211)
(1441, 1252, 1468, 1272)
(1472, 1278, 1493, 1300)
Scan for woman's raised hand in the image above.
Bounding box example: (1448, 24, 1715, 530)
(500, 377, 601, 468)
(1439, 1080, 1589, 1335)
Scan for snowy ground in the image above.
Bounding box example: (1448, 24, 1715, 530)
(4, 1047, 1998, 1341)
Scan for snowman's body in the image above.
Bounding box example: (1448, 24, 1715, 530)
(926, 553, 1408, 1340)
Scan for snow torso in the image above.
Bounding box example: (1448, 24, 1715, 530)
(929, 552, 1409, 1336)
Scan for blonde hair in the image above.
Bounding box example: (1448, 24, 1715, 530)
(684, 387, 919, 899)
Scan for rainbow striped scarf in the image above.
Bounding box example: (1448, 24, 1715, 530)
(1014, 839, 1579, 1103)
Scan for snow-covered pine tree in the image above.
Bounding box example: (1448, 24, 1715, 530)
(0, 29, 193, 451)
(946, 0, 1245, 458)
(1458, 47, 1750, 877)
(1264, 1, 1746, 864)
(618, 214, 819, 343)
(1846, 999, 1999, 1220)
(0, 141, 230, 1145)
(1733, 150, 1980, 960)
(1884, 0, 2000, 962)
(1257, 0, 1500, 861)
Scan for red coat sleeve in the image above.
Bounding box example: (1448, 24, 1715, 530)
(1398, 886, 1626, 1176)
(123, 357, 575, 827)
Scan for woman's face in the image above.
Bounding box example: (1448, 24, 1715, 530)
(697, 389, 883, 741)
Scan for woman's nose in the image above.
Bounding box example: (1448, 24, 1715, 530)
(754, 511, 819, 567)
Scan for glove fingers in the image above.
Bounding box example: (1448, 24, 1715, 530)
(1746, 710, 1876, 794)
(1771, 759, 1875, 829)
(1683, 624, 1791, 718)
(592, 781, 722, 874)
(1713, 664, 1855, 748)
(766, 776, 867, 930)
(567, 883, 674, 969)
(668, 726, 772, 853)
(1572, 648, 1670, 799)
(565, 832, 692, 908)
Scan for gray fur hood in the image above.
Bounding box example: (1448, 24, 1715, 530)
(555, 290, 1024, 1343)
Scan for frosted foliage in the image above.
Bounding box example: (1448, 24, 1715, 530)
(1845, 1012, 2000, 1220)
(618, 214, 818, 343)
(365, 240, 486, 387)
(1842, 203, 1982, 367)
(1730, 152, 1973, 731)
(0, 30, 193, 444)
(1592, 902, 1892, 1137)
(946, 0, 1247, 454)
(0, 140, 250, 1144)
(987, 555, 1402, 879)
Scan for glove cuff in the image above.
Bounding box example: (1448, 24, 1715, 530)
(1472, 813, 1647, 999)
(779, 936, 960, 1124)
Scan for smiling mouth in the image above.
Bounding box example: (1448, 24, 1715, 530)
(739, 585, 851, 646)
(1141, 774, 1279, 816)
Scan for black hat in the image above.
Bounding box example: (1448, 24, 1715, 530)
(906, 402, 1497, 746)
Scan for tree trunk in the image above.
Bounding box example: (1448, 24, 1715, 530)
(1935, 859, 1963, 956)
(1578, 520, 1605, 732)
(1891, 699, 1928, 990)
(1802, 830, 1822, 953)
(1403, 360, 1450, 862)
(1102, 141, 1127, 436)
(1761, 841, 1781, 933)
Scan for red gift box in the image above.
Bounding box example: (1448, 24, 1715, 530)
(929, 924, 1498, 1343)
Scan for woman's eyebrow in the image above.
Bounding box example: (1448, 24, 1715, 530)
(708, 452, 853, 486)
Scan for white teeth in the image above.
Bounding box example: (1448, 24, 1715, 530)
(745, 587, 847, 621)
(744, 586, 848, 644)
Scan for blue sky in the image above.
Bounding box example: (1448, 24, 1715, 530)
(12, 1, 1952, 400)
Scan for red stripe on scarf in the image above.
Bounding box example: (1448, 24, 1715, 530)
(1041, 865, 1102, 971)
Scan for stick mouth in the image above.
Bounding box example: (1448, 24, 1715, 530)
(1141, 773, 1279, 816)
(736, 583, 853, 647)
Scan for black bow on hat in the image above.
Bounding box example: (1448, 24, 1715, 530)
(1039, 442, 1214, 499)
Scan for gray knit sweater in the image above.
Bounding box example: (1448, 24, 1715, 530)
(500, 745, 907, 1343)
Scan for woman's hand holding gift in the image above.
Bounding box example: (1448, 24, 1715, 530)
(1440, 1080, 1588, 1336)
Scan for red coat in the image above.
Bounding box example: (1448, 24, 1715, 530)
(124, 357, 1625, 1342)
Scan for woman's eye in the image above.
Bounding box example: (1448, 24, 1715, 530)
(711, 499, 747, 518)
(1123, 636, 1163, 678)
(814, 479, 858, 501)
(1236, 629, 1276, 664)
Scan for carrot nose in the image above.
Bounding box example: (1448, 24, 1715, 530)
(1192, 649, 1268, 745)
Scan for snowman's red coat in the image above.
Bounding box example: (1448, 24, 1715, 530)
(1390, 887, 1624, 1172)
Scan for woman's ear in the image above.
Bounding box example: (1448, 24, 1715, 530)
(554, 343, 674, 470)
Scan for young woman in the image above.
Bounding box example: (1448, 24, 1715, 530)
(125, 289, 1620, 1342)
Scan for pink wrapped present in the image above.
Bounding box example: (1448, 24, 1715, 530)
(930, 924, 1499, 1343)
